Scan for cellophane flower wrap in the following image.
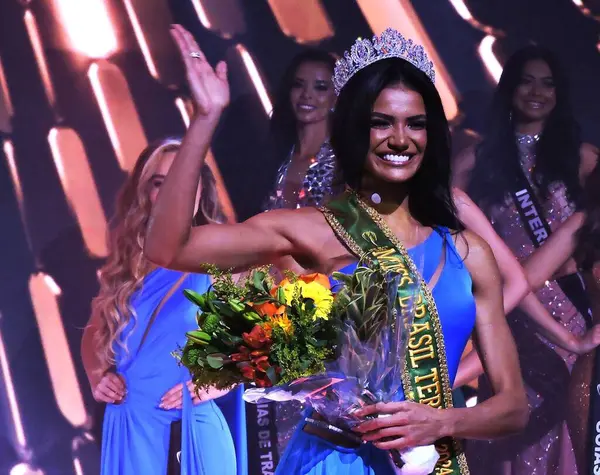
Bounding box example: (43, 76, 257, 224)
(179, 264, 439, 474)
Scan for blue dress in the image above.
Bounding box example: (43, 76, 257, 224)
(275, 228, 476, 474)
(101, 268, 247, 475)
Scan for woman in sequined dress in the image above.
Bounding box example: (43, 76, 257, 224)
(523, 165, 600, 475)
(263, 49, 342, 211)
(455, 46, 599, 474)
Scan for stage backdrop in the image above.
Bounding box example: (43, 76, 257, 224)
(0, 0, 599, 474)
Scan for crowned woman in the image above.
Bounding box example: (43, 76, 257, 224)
(145, 25, 529, 474)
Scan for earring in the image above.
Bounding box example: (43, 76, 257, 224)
(330, 107, 335, 113)
(370, 193, 381, 205)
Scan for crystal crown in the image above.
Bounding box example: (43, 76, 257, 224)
(333, 28, 436, 95)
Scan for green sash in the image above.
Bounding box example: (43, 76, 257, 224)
(322, 190, 470, 475)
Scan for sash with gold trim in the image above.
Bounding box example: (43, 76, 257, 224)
(321, 190, 470, 475)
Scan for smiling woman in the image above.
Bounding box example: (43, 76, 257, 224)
(453, 45, 600, 475)
(264, 49, 341, 211)
(144, 26, 528, 475)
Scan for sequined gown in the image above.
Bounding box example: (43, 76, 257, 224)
(263, 141, 343, 210)
(467, 134, 586, 475)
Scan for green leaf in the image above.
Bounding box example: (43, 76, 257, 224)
(187, 330, 211, 344)
(253, 271, 264, 291)
(184, 289, 207, 309)
(206, 353, 225, 369)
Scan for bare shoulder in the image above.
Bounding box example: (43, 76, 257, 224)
(580, 142, 599, 181)
(452, 228, 497, 274)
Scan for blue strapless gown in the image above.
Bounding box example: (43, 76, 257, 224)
(101, 268, 247, 475)
(275, 228, 476, 474)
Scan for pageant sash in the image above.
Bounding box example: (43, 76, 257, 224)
(510, 170, 592, 325)
(322, 191, 469, 475)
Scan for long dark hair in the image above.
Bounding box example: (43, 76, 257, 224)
(331, 58, 462, 230)
(575, 165, 600, 270)
(269, 49, 336, 157)
(468, 46, 583, 211)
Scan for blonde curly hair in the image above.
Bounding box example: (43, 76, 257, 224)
(90, 137, 226, 369)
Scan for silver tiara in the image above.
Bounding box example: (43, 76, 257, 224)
(333, 28, 436, 95)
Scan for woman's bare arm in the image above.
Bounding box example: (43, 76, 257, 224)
(81, 312, 108, 390)
(524, 212, 584, 290)
(144, 27, 303, 271)
(454, 188, 529, 313)
(453, 188, 528, 387)
(81, 312, 126, 403)
(445, 231, 528, 439)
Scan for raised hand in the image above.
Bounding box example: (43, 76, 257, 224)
(93, 372, 126, 404)
(170, 24, 229, 117)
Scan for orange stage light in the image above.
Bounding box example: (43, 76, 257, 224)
(235, 45, 272, 116)
(52, 0, 118, 59)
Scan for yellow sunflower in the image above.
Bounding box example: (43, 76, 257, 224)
(280, 278, 333, 320)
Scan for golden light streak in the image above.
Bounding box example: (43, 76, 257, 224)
(570, 0, 600, 20)
(23, 10, 57, 110)
(48, 127, 108, 257)
(175, 97, 237, 224)
(29, 272, 88, 428)
(447, 0, 473, 21)
(3, 140, 23, 211)
(478, 36, 503, 83)
(122, 0, 159, 79)
(88, 61, 148, 171)
(267, 0, 334, 43)
(9, 464, 44, 475)
(191, 0, 212, 29)
(0, 324, 27, 449)
(52, 0, 118, 58)
(355, 0, 458, 120)
(72, 458, 83, 475)
(235, 45, 272, 116)
(0, 56, 13, 133)
(175, 97, 192, 128)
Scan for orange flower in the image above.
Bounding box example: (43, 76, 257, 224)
(298, 273, 331, 290)
(242, 325, 272, 349)
(252, 301, 286, 317)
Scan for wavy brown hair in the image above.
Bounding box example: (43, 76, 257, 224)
(90, 137, 226, 369)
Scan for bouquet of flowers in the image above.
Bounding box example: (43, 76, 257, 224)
(178, 264, 438, 474)
(179, 266, 338, 390)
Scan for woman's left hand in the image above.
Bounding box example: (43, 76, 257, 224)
(160, 381, 203, 410)
(353, 401, 448, 451)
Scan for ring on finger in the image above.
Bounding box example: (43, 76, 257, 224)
(190, 52, 202, 59)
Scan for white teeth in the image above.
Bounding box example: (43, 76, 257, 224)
(298, 104, 315, 111)
(382, 154, 411, 163)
